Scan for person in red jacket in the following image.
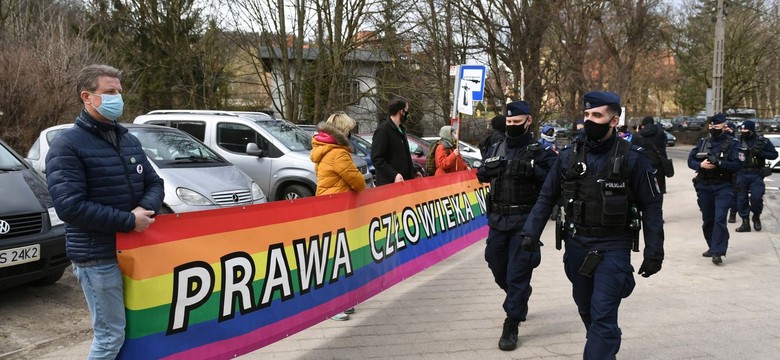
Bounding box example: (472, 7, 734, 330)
(434, 125, 470, 175)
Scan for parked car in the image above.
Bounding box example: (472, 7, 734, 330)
(665, 130, 677, 146)
(297, 124, 374, 175)
(672, 115, 705, 131)
(134, 110, 372, 200)
(658, 118, 673, 131)
(1, 137, 68, 289)
(764, 119, 780, 133)
(764, 134, 780, 170)
(27, 123, 267, 214)
(421, 136, 482, 168)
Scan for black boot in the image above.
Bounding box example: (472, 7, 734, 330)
(753, 216, 762, 231)
(735, 218, 751, 232)
(498, 317, 519, 351)
(728, 211, 737, 223)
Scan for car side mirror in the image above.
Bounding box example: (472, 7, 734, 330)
(414, 149, 424, 157)
(246, 142, 267, 158)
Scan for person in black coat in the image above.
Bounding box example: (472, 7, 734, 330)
(631, 116, 669, 193)
(479, 115, 506, 156)
(371, 98, 422, 185)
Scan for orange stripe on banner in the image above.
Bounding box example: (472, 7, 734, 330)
(118, 174, 478, 251)
(119, 177, 481, 280)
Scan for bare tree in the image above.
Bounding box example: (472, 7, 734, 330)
(0, 0, 96, 151)
(455, 0, 563, 131)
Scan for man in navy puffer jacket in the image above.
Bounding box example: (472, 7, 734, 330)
(46, 64, 164, 360)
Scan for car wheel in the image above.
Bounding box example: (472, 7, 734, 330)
(33, 268, 65, 286)
(282, 184, 313, 200)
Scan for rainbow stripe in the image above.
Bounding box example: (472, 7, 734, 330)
(116, 171, 488, 359)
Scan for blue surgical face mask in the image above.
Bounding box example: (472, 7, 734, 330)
(90, 93, 124, 121)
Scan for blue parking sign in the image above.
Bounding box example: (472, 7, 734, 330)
(459, 65, 486, 101)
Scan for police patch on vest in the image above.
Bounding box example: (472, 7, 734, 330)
(602, 181, 626, 189)
(739, 152, 745, 162)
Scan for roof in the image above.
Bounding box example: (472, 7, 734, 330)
(258, 47, 392, 64)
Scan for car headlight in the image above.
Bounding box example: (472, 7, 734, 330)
(176, 188, 214, 206)
(47, 207, 64, 227)
(251, 182, 266, 201)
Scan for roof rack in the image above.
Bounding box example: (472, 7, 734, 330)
(146, 110, 241, 117)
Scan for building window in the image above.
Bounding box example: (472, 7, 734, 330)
(349, 80, 361, 104)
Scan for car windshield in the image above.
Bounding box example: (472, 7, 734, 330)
(130, 128, 225, 166)
(254, 119, 312, 151)
(0, 143, 25, 171)
(767, 137, 780, 147)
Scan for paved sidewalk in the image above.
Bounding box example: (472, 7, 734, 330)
(38, 148, 780, 359)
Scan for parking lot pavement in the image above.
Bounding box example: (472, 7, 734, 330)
(38, 148, 780, 359)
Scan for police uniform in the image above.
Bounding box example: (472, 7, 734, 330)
(476, 101, 557, 351)
(687, 113, 742, 263)
(726, 122, 738, 222)
(734, 120, 778, 232)
(521, 92, 664, 360)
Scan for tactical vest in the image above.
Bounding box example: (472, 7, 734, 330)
(740, 136, 767, 169)
(696, 136, 734, 183)
(490, 140, 541, 207)
(561, 138, 633, 234)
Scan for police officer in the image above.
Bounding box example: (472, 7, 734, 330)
(476, 100, 557, 351)
(725, 122, 739, 223)
(520, 91, 664, 360)
(688, 113, 742, 264)
(734, 120, 778, 232)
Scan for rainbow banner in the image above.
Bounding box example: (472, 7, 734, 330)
(116, 171, 488, 359)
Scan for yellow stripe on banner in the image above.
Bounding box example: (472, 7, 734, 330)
(123, 227, 372, 310)
(120, 184, 474, 280)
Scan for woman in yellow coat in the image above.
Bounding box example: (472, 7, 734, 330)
(310, 112, 366, 195)
(310, 112, 364, 321)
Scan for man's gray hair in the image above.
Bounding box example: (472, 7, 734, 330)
(76, 64, 122, 101)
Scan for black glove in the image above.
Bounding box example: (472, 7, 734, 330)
(521, 236, 540, 253)
(637, 259, 662, 278)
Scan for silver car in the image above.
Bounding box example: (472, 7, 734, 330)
(134, 110, 373, 201)
(26, 123, 266, 214)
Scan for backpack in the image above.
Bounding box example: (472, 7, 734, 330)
(425, 141, 450, 175)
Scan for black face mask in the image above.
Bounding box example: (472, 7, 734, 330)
(741, 131, 754, 138)
(710, 129, 723, 138)
(506, 124, 527, 137)
(584, 120, 612, 141)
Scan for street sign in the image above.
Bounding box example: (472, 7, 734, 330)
(459, 65, 486, 101)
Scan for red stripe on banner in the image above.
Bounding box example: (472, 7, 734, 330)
(119, 172, 478, 251)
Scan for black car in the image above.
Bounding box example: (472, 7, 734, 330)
(0, 138, 68, 289)
(765, 119, 780, 133)
(665, 130, 677, 146)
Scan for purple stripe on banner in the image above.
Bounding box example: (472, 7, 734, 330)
(164, 226, 487, 360)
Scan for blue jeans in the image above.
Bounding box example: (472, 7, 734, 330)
(73, 261, 126, 360)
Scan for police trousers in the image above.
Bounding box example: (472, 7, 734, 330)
(485, 224, 542, 322)
(564, 246, 635, 360)
(695, 182, 733, 256)
(736, 171, 766, 219)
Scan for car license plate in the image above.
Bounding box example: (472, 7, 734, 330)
(0, 244, 41, 269)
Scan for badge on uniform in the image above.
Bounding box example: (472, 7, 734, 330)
(738, 151, 745, 162)
(137, 164, 143, 174)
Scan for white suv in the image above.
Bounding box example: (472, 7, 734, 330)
(134, 110, 372, 201)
